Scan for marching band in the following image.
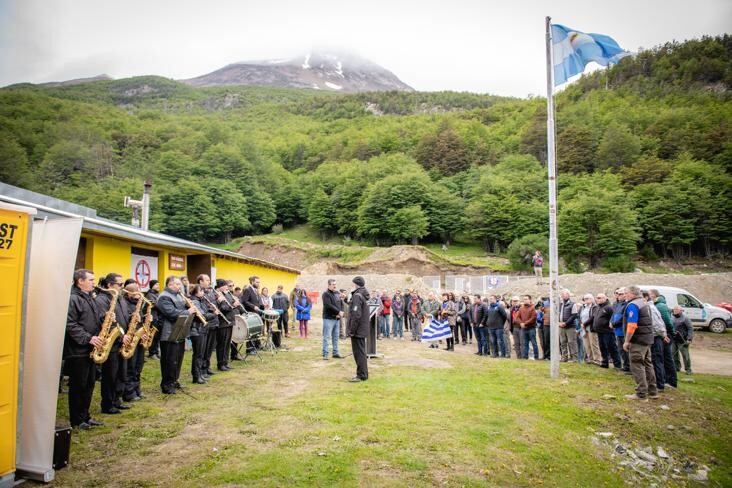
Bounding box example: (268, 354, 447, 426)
(63, 269, 280, 430)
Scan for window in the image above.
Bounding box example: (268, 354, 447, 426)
(677, 294, 702, 308)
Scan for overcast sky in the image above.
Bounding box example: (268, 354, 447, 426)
(1, 0, 729, 97)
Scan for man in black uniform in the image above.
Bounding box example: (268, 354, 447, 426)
(347, 276, 371, 382)
(215, 279, 236, 370)
(64, 269, 105, 429)
(240, 276, 262, 314)
(145, 280, 161, 360)
(197, 274, 221, 376)
(121, 282, 149, 402)
(95, 272, 132, 414)
(157, 276, 195, 394)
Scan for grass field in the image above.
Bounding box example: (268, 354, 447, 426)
(54, 323, 731, 487)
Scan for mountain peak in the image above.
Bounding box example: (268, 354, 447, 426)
(181, 51, 413, 92)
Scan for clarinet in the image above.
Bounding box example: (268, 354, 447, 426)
(224, 290, 246, 314)
(203, 294, 231, 325)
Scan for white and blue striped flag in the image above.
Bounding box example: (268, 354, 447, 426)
(552, 24, 630, 85)
(421, 317, 452, 342)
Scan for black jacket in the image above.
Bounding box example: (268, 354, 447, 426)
(190, 297, 215, 337)
(271, 291, 290, 311)
(322, 289, 342, 320)
(468, 302, 486, 326)
(64, 286, 103, 359)
(559, 299, 577, 327)
(485, 303, 508, 329)
(591, 302, 614, 334)
(217, 290, 237, 326)
(241, 285, 260, 313)
(157, 288, 190, 342)
(95, 289, 129, 351)
(200, 288, 221, 329)
(347, 287, 371, 338)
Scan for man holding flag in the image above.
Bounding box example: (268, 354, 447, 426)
(544, 18, 629, 378)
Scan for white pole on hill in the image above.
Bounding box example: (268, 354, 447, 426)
(545, 16, 560, 379)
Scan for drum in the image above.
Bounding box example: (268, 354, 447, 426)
(263, 309, 280, 322)
(263, 309, 280, 331)
(232, 315, 247, 343)
(233, 313, 263, 343)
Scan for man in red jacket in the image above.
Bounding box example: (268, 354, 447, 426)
(379, 292, 392, 339)
(516, 295, 538, 360)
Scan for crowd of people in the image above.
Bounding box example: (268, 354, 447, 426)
(369, 284, 695, 400)
(64, 267, 698, 429)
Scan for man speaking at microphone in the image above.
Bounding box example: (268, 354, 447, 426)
(347, 276, 370, 382)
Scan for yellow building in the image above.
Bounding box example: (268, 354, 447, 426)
(0, 183, 300, 294)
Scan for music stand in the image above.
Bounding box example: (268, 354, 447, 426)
(367, 300, 382, 358)
(168, 314, 194, 342)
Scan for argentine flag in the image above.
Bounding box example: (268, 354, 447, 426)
(552, 24, 630, 85)
(421, 317, 452, 342)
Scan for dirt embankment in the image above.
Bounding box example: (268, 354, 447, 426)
(238, 241, 503, 276)
(238, 242, 310, 270)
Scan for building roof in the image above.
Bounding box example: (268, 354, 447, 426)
(0, 182, 300, 275)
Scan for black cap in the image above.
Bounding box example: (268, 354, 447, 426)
(149, 279, 158, 289)
(215, 279, 227, 289)
(352, 276, 365, 287)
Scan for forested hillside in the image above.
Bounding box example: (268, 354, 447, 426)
(1, 35, 730, 270)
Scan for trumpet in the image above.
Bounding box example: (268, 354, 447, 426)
(182, 292, 207, 325)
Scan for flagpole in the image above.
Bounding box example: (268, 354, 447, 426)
(545, 16, 560, 379)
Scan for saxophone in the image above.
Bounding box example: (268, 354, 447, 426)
(140, 298, 158, 350)
(120, 290, 146, 359)
(182, 293, 207, 325)
(91, 288, 124, 364)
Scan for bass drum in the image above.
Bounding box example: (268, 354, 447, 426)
(233, 312, 264, 343)
(232, 315, 248, 343)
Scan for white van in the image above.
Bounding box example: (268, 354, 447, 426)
(638, 285, 732, 334)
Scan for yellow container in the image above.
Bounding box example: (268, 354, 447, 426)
(0, 205, 33, 481)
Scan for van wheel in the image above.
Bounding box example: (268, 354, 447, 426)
(708, 319, 727, 334)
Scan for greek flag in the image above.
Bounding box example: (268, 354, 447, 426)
(421, 317, 452, 342)
(552, 24, 630, 85)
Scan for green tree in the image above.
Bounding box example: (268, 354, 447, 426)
(596, 122, 641, 169)
(389, 205, 429, 244)
(200, 177, 249, 242)
(506, 234, 548, 271)
(160, 180, 219, 241)
(0, 132, 33, 187)
(558, 177, 639, 268)
(414, 124, 470, 175)
(308, 188, 336, 238)
(557, 124, 597, 173)
(240, 182, 276, 234)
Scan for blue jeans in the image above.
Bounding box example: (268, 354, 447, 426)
(475, 327, 488, 355)
(379, 315, 390, 337)
(576, 334, 585, 363)
(521, 328, 539, 359)
(489, 328, 506, 357)
(322, 318, 340, 357)
(392, 315, 404, 338)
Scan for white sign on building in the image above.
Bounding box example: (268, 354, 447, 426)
(131, 254, 158, 291)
